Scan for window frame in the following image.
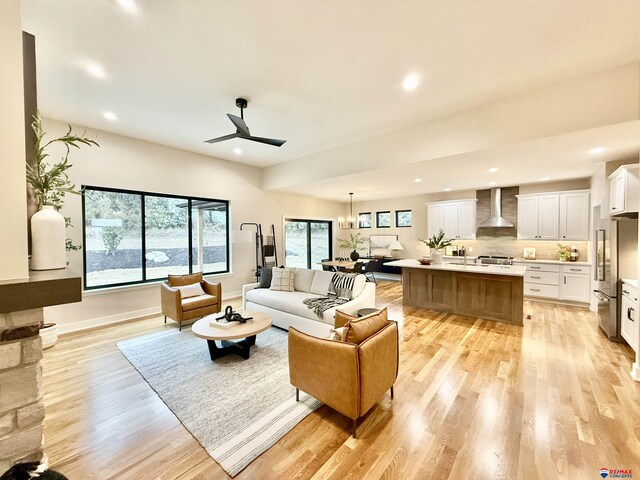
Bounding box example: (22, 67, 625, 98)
(376, 211, 391, 228)
(82, 185, 230, 291)
(284, 218, 333, 270)
(358, 212, 372, 228)
(395, 209, 413, 228)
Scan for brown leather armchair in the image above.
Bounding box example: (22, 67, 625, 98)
(288, 311, 399, 438)
(161, 272, 222, 331)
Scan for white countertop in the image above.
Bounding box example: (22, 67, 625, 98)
(622, 278, 638, 288)
(385, 259, 527, 277)
(512, 258, 592, 266)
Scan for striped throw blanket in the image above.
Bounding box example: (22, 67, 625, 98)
(303, 273, 358, 319)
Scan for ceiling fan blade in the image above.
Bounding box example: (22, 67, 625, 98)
(244, 135, 287, 147)
(203, 133, 239, 144)
(227, 114, 250, 136)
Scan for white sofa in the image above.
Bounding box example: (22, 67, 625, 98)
(242, 268, 376, 337)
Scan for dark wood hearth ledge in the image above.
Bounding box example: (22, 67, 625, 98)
(0, 269, 82, 313)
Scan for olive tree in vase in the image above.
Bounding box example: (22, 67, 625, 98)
(420, 229, 453, 265)
(26, 114, 98, 270)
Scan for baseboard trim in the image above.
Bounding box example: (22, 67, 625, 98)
(632, 362, 640, 382)
(57, 291, 241, 335)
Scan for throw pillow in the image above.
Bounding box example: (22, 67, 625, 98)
(258, 267, 273, 288)
(329, 272, 359, 300)
(175, 282, 206, 298)
(270, 267, 295, 292)
(328, 326, 346, 342)
(343, 307, 388, 344)
(334, 309, 357, 328)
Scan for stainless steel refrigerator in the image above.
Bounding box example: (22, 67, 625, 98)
(593, 205, 638, 342)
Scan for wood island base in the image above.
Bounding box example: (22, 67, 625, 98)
(402, 267, 524, 325)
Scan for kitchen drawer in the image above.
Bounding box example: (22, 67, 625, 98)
(521, 263, 560, 273)
(622, 282, 638, 303)
(524, 283, 560, 298)
(525, 271, 559, 285)
(561, 265, 591, 275)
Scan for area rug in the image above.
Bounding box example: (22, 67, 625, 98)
(116, 326, 321, 477)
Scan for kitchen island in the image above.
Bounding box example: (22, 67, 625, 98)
(385, 259, 527, 325)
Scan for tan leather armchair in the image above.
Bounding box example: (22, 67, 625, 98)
(288, 313, 399, 438)
(161, 272, 222, 331)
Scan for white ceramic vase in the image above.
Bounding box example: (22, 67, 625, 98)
(431, 249, 443, 264)
(31, 205, 66, 270)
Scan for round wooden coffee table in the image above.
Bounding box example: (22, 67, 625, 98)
(191, 310, 272, 360)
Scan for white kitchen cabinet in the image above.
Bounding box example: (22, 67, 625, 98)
(517, 190, 589, 241)
(516, 194, 558, 240)
(514, 261, 591, 303)
(620, 281, 638, 352)
(609, 165, 639, 216)
(426, 199, 476, 240)
(427, 203, 444, 237)
(559, 191, 590, 241)
(561, 273, 591, 302)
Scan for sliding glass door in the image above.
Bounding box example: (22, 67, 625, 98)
(284, 219, 332, 270)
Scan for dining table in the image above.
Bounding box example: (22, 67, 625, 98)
(318, 259, 369, 271)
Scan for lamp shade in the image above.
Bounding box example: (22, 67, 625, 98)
(388, 240, 404, 251)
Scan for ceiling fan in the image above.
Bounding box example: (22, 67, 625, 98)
(204, 98, 286, 147)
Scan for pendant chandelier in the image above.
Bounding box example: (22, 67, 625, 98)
(339, 192, 356, 229)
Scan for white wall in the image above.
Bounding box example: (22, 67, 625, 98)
(0, 0, 29, 281)
(41, 118, 343, 332)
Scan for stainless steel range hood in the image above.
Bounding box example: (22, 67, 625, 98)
(477, 187, 514, 228)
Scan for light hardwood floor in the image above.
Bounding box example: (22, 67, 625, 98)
(42, 281, 640, 479)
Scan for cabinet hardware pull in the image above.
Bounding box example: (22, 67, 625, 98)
(531, 276, 541, 279)
(530, 288, 541, 292)
(531, 267, 540, 270)
(628, 307, 634, 322)
(570, 268, 580, 271)
(623, 289, 630, 295)
(564, 276, 566, 284)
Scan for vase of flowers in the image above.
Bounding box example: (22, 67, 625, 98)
(338, 233, 369, 261)
(420, 229, 453, 265)
(26, 114, 98, 270)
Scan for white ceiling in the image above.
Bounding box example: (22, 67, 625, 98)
(22, 0, 640, 170)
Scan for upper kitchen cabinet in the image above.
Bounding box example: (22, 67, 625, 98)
(609, 164, 639, 217)
(516, 193, 559, 240)
(559, 191, 590, 240)
(426, 199, 476, 240)
(517, 190, 589, 241)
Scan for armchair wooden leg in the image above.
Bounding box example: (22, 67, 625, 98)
(390, 386, 394, 399)
(352, 419, 357, 438)
(179, 322, 182, 332)
(295, 388, 299, 402)
(164, 316, 167, 324)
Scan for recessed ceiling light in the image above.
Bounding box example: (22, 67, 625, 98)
(588, 146, 606, 154)
(414, 178, 422, 183)
(402, 73, 420, 92)
(489, 182, 497, 186)
(540, 176, 551, 181)
(103, 112, 117, 121)
(86, 62, 105, 79)
(444, 188, 451, 192)
(117, 0, 137, 12)
(234, 147, 242, 155)
(488, 167, 499, 173)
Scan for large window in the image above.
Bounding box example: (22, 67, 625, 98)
(83, 186, 229, 289)
(284, 219, 332, 270)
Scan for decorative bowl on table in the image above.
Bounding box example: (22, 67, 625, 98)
(418, 258, 432, 265)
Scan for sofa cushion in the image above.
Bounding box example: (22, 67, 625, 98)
(343, 308, 388, 344)
(258, 267, 273, 288)
(271, 267, 295, 292)
(309, 270, 335, 295)
(175, 283, 206, 298)
(181, 294, 217, 312)
(245, 289, 331, 322)
(293, 268, 315, 293)
(168, 272, 203, 287)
